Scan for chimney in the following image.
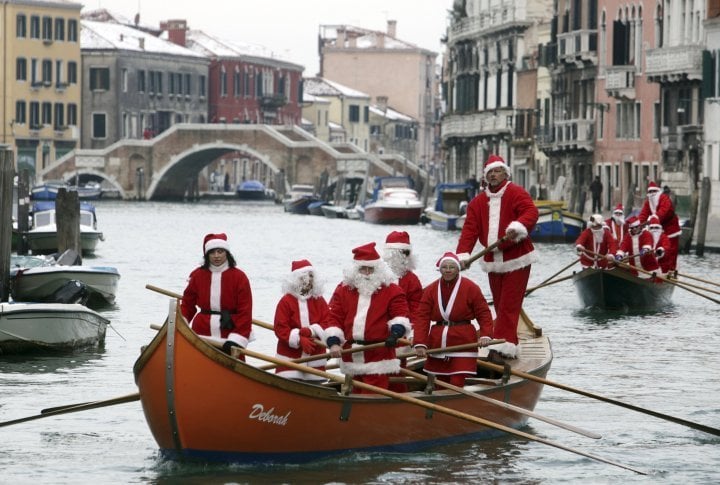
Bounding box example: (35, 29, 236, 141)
(160, 19, 188, 47)
(336, 28, 346, 47)
(139, 37, 145, 50)
(387, 20, 397, 38)
(376, 96, 388, 113)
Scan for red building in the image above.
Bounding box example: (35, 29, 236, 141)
(162, 20, 304, 125)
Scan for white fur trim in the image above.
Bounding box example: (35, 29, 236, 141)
(353, 259, 381, 267)
(292, 265, 314, 274)
(323, 326, 346, 345)
(353, 293, 371, 341)
(339, 358, 400, 376)
(385, 242, 411, 250)
(506, 220, 528, 242)
(310, 323, 325, 340)
(227, 333, 248, 348)
(387, 316, 412, 337)
(483, 160, 510, 176)
(437, 255, 461, 269)
(456, 252, 471, 263)
(487, 341, 517, 358)
(289, 328, 301, 349)
(479, 249, 539, 274)
(205, 238, 231, 254)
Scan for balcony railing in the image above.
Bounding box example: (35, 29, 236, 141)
(441, 110, 513, 139)
(645, 45, 702, 82)
(553, 118, 595, 151)
(557, 30, 598, 65)
(605, 65, 636, 99)
(261, 94, 286, 109)
(447, 8, 527, 42)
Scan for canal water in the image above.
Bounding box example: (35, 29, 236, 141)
(1, 200, 719, 484)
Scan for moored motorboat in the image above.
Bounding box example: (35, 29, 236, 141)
(236, 180, 269, 200)
(26, 201, 104, 255)
(0, 302, 109, 354)
(533, 201, 585, 243)
(134, 300, 551, 464)
(572, 267, 675, 311)
(10, 264, 120, 307)
(30, 180, 68, 200)
(283, 184, 320, 214)
(307, 200, 330, 216)
(423, 183, 472, 231)
(321, 204, 348, 219)
(358, 176, 424, 225)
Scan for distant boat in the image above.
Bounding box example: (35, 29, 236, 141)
(532, 201, 585, 243)
(307, 200, 330, 216)
(236, 180, 270, 200)
(31, 180, 103, 200)
(321, 204, 348, 219)
(572, 267, 675, 311)
(423, 183, 473, 231)
(283, 184, 319, 214)
(0, 302, 109, 354)
(26, 201, 104, 255)
(358, 176, 424, 225)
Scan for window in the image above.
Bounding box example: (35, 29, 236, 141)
(42, 102, 52, 125)
(364, 106, 369, 123)
(29, 102, 40, 128)
(220, 66, 227, 97)
(42, 16, 52, 41)
(54, 103, 64, 129)
(42, 59, 52, 84)
(168, 71, 175, 95)
(89, 67, 110, 91)
(176, 73, 183, 96)
(244, 71, 250, 96)
(348, 105, 360, 122)
(16, 101, 27, 124)
(92, 113, 107, 139)
(54, 18, 64, 41)
(17, 14, 27, 38)
(67, 61, 77, 84)
(255, 71, 262, 97)
(55, 60, 64, 86)
(67, 103, 77, 126)
(184, 73, 191, 96)
(138, 70, 146, 92)
(199, 75, 206, 97)
(122, 68, 128, 92)
(234, 68, 241, 97)
(67, 19, 77, 42)
(16, 58, 27, 81)
(30, 16, 40, 39)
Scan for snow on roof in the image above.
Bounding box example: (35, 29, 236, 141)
(81, 20, 205, 58)
(183, 30, 302, 70)
(302, 93, 330, 104)
(304, 77, 369, 99)
(369, 105, 414, 122)
(320, 24, 434, 54)
(329, 121, 345, 130)
(81, 8, 160, 34)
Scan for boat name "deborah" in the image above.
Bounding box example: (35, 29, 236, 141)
(249, 404, 291, 426)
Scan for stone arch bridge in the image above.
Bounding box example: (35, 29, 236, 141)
(40, 124, 426, 201)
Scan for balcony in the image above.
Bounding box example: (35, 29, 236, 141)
(660, 124, 703, 152)
(605, 65, 636, 99)
(447, 9, 529, 43)
(260, 94, 286, 109)
(557, 30, 598, 65)
(553, 118, 595, 152)
(441, 110, 513, 140)
(645, 45, 702, 82)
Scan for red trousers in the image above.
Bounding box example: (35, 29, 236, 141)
(488, 266, 531, 345)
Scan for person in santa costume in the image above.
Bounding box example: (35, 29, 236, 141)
(605, 204, 627, 244)
(382, 230, 423, 314)
(324, 242, 412, 392)
(273, 259, 330, 381)
(456, 154, 538, 362)
(647, 215, 672, 276)
(615, 216, 660, 277)
(575, 214, 618, 269)
(181, 233, 253, 356)
(413, 252, 493, 387)
(638, 181, 680, 271)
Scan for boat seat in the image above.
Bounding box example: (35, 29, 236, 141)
(55, 249, 81, 266)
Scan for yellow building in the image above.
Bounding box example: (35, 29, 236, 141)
(1, 0, 82, 179)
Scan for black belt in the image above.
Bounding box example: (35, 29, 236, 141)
(353, 340, 383, 345)
(200, 310, 236, 315)
(435, 320, 471, 326)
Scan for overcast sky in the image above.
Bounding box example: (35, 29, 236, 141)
(88, 0, 455, 75)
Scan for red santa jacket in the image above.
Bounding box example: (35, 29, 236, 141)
(273, 293, 329, 377)
(648, 229, 672, 273)
(456, 180, 539, 273)
(181, 265, 253, 347)
(617, 230, 659, 275)
(639, 194, 681, 238)
(575, 227, 618, 268)
(398, 270, 423, 315)
(413, 275, 493, 354)
(323, 282, 410, 376)
(605, 217, 627, 244)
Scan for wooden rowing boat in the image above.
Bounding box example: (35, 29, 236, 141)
(572, 267, 675, 311)
(133, 300, 552, 464)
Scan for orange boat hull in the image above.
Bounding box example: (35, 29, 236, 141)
(134, 302, 551, 463)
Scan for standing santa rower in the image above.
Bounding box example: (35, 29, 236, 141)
(181, 233, 253, 356)
(638, 181, 681, 271)
(273, 259, 329, 381)
(324, 242, 412, 392)
(605, 204, 627, 244)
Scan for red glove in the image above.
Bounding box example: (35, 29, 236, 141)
(299, 327, 312, 338)
(299, 336, 316, 354)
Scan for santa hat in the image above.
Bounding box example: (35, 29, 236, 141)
(648, 215, 661, 228)
(613, 204, 624, 214)
(203, 233, 231, 254)
(291, 259, 314, 273)
(384, 230, 411, 250)
(589, 214, 603, 226)
(352, 242, 381, 266)
(483, 154, 510, 177)
(647, 181, 661, 193)
(436, 251, 461, 269)
(626, 216, 641, 228)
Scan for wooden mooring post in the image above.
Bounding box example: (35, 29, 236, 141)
(695, 177, 711, 256)
(55, 188, 82, 263)
(0, 149, 14, 302)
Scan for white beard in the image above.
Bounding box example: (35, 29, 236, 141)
(649, 227, 662, 245)
(591, 227, 605, 244)
(613, 215, 625, 225)
(382, 250, 417, 278)
(648, 192, 661, 213)
(343, 262, 397, 296)
(281, 270, 324, 300)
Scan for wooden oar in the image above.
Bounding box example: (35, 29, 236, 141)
(399, 367, 601, 439)
(523, 273, 575, 294)
(525, 258, 580, 296)
(463, 235, 509, 268)
(663, 277, 720, 296)
(674, 271, 720, 288)
(236, 346, 646, 475)
(476, 359, 720, 438)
